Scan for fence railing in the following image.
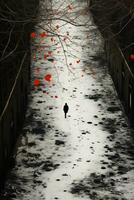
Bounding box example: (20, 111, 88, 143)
(105, 39, 134, 125)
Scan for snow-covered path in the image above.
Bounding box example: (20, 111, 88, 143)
(1, 0, 134, 200)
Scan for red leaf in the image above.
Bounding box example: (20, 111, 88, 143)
(33, 79, 40, 86)
(40, 32, 47, 37)
(130, 54, 134, 59)
(44, 74, 52, 82)
(31, 32, 36, 38)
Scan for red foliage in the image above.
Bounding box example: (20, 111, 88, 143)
(40, 32, 47, 37)
(44, 74, 52, 82)
(31, 32, 36, 38)
(33, 79, 40, 86)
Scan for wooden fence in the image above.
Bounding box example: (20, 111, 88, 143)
(105, 40, 134, 126)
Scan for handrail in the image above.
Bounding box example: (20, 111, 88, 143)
(109, 39, 134, 79)
(118, 47, 134, 79)
(0, 51, 28, 122)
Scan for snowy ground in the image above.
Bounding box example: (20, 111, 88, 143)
(1, 0, 134, 200)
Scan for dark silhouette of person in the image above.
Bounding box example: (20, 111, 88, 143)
(63, 103, 69, 118)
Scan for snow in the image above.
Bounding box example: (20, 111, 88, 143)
(1, 0, 134, 200)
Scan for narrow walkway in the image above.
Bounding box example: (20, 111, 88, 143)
(1, 0, 134, 200)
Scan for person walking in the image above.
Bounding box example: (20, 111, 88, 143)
(63, 103, 69, 118)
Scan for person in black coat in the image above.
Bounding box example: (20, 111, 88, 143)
(63, 103, 69, 118)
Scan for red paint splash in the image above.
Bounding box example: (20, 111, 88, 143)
(31, 32, 36, 38)
(33, 79, 40, 86)
(40, 32, 47, 37)
(44, 74, 52, 82)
